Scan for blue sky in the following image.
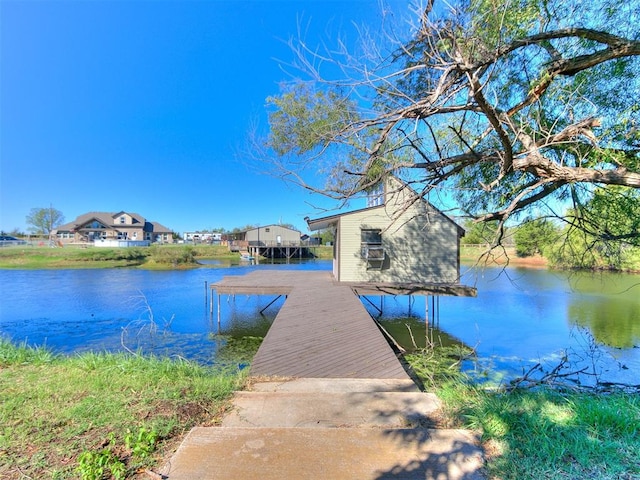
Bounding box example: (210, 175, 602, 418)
(1, 0, 401, 235)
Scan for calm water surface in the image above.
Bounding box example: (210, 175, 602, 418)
(1, 261, 638, 384)
(377, 265, 640, 385)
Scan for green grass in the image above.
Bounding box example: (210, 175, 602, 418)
(0, 244, 238, 269)
(0, 339, 246, 479)
(311, 245, 333, 259)
(0, 244, 331, 269)
(0, 246, 150, 268)
(405, 347, 640, 479)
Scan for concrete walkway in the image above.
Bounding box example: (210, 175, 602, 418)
(161, 378, 485, 479)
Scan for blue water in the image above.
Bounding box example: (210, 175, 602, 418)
(0, 261, 330, 363)
(1, 261, 638, 385)
(369, 266, 640, 386)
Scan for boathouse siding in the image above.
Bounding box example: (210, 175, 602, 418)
(309, 176, 464, 284)
(244, 225, 300, 246)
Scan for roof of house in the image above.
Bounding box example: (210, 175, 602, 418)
(306, 205, 383, 231)
(243, 224, 301, 234)
(306, 176, 465, 235)
(55, 212, 171, 233)
(146, 221, 172, 233)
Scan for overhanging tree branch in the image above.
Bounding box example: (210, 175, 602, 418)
(255, 0, 640, 249)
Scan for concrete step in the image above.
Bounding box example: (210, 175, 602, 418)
(221, 390, 441, 428)
(251, 377, 420, 393)
(162, 426, 484, 480)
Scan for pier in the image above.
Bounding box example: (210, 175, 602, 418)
(210, 270, 476, 379)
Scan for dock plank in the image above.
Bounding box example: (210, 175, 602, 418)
(212, 271, 410, 379)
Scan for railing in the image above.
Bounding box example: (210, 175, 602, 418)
(227, 240, 322, 251)
(247, 240, 308, 247)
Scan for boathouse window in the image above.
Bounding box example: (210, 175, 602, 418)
(366, 183, 384, 208)
(361, 228, 384, 263)
(361, 229, 382, 245)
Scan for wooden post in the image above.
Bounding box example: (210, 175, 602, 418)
(217, 293, 221, 334)
(425, 295, 429, 327)
(210, 286, 214, 317)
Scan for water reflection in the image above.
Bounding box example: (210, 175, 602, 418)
(564, 271, 640, 348)
(361, 266, 640, 386)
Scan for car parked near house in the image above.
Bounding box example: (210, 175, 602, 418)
(0, 235, 28, 247)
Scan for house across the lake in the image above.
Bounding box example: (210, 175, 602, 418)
(183, 231, 223, 244)
(306, 176, 467, 288)
(54, 211, 174, 246)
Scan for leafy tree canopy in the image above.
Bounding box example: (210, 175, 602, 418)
(513, 218, 560, 257)
(259, 0, 640, 249)
(26, 207, 64, 235)
(461, 220, 501, 245)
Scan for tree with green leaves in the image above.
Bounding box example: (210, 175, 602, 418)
(257, 0, 640, 252)
(549, 186, 640, 269)
(25, 206, 64, 235)
(513, 218, 560, 257)
(314, 228, 335, 245)
(460, 220, 501, 245)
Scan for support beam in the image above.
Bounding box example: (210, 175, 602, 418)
(260, 295, 284, 315)
(360, 295, 383, 315)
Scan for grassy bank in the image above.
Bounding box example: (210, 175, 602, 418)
(0, 244, 239, 269)
(460, 245, 548, 268)
(3, 339, 637, 479)
(0, 244, 332, 269)
(460, 244, 640, 272)
(0, 340, 246, 479)
(405, 349, 640, 480)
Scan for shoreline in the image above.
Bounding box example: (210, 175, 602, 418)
(460, 246, 548, 269)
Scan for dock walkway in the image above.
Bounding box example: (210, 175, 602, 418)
(163, 271, 485, 479)
(212, 270, 410, 379)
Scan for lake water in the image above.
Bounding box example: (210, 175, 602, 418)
(1, 261, 638, 386)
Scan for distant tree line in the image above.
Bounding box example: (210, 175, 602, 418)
(462, 185, 640, 271)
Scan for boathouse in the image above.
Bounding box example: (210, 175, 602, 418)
(227, 224, 316, 260)
(209, 176, 475, 380)
(244, 224, 301, 246)
(307, 176, 465, 285)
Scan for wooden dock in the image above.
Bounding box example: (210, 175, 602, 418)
(212, 271, 411, 379)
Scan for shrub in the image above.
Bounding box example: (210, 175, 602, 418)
(148, 245, 197, 265)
